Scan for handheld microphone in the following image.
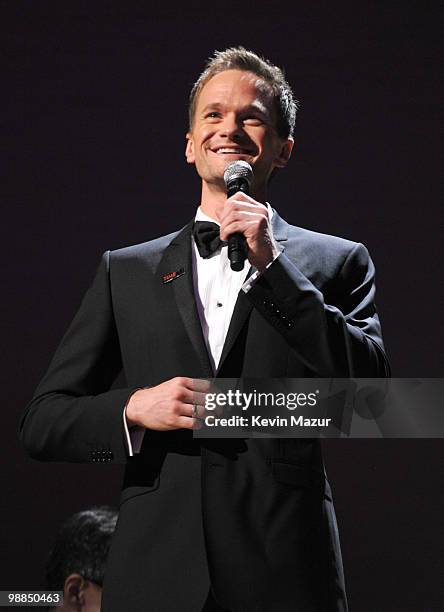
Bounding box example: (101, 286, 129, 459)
(223, 160, 253, 271)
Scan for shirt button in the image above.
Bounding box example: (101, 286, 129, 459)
(217, 302, 223, 307)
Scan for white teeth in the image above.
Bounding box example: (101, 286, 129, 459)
(215, 148, 249, 154)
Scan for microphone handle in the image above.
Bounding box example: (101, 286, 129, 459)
(227, 179, 249, 271)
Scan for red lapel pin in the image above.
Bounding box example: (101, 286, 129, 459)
(162, 268, 185, 284)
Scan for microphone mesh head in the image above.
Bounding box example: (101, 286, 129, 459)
(223, 160, 253, 187)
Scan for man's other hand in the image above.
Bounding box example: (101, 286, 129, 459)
(125, 377, 213, 431)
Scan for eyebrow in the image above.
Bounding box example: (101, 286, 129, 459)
(201, 103, 224, 114)
(201, 102, 271, 118)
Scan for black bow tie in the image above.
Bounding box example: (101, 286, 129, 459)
(192, 221, 226, 258)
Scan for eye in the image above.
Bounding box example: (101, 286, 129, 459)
(205, 111, 221, 119)
(243, 115, 265, 126)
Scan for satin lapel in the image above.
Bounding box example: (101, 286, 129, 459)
(216, 209, 289, 376)
(159, 221, 214, 378)
(216, 287, 254, 375)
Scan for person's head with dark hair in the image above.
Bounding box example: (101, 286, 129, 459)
(46, 506, 117, 612)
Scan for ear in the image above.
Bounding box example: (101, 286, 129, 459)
(185, 132, 195, 164)
(64, 573, 85, 609)
(273, 137, 294, 168)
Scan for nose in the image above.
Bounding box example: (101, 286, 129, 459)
(219, 113, 243, 140)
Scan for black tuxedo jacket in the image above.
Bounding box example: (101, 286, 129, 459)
(20, 212, 389, 612)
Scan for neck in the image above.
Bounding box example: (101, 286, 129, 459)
(199, 180, 268, 221)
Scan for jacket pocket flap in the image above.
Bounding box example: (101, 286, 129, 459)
(119, 479, 160, 506)
(271, 461, 332, 500)
(271, 462, 313, 489)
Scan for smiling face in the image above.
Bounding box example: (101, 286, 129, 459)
(185, 69, 293, 198)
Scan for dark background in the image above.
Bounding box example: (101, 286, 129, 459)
(2, 2, 443, 610)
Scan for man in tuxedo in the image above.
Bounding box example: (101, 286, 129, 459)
(21, 47, 389, 611)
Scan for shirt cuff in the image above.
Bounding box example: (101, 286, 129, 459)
(242, 250, 281, 293)
(122, 392, 145, 456)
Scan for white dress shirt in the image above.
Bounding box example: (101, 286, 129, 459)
(192, 206, 251, 373)
(124, 204, 278, 455)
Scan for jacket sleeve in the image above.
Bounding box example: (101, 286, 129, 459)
(19, 251, 138, 464)
(244, 243, 390, 377)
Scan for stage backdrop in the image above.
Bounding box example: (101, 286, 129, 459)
(2, 3, 442, 611)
